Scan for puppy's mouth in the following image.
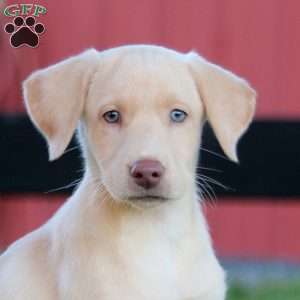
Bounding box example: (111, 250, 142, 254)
(126, 195, 170, 202)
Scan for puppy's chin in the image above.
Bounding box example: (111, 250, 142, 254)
(107, 190, 172, 209)
(126, 195, 170, 203)
(122, 195, 171, 209)
(111, 192, 172, 204)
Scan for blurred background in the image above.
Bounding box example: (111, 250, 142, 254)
(1, 0, 300, 299)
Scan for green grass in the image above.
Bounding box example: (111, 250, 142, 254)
(228, 281, 300, 300)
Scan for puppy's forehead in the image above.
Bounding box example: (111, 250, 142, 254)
(89, 46, 199, 108)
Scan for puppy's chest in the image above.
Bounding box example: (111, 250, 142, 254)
(59, 238, 213, 300)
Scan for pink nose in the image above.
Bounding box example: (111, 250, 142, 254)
(130, 160, 165, 189)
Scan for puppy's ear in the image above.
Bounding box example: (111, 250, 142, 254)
(186, 52, 256, 162)
(23, 49, 98, 161)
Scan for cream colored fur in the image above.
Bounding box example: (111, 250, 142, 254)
(0, 45, 255, 300)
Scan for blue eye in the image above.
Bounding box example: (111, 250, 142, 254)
(103, 110, 120, 123)
(170, 109, 187, 123)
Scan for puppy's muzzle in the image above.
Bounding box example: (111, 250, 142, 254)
(130, 159, 165, 189)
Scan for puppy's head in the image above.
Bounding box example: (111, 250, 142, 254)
(23, 45, 255, 205)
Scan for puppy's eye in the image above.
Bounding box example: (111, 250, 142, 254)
(103, 110, 120, 123)
(170, 109, 187, 123)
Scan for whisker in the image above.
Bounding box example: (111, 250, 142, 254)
(198, 186, 216, 207)
(199, 146, 231, 162)
(196, 178, 217, 205)
(45, 178, 81, 193)
(197, 180, 216, 201)
(76, 167, 85, 173)
(196, 174, 230, 191)
(196, 166, 223, 173)
(63, 145, 81, 155)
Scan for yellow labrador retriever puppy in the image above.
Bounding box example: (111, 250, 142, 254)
(0, 45, 255, 300)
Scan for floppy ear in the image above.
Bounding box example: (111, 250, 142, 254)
(186, 52, 256, 162)
(23, 49, 99, 161)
